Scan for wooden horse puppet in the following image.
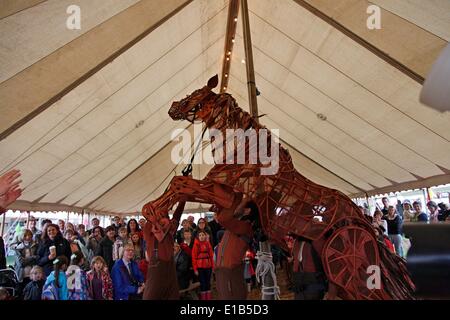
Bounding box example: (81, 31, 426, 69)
(142, 75, 415, 300)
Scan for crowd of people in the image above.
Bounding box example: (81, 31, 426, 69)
(360, 197, 450, 258)
(0, 211, 256, 300)
(0, 168, 260, 301)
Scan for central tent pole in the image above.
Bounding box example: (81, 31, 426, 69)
(240, 0, 278, 300)
(241, 0, 258, 117)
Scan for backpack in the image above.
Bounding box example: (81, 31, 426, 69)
(41, 280, 59, 300)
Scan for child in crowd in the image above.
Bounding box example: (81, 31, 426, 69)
(86, 256, 113, 300)
(181, 229, 194, 257)
(374, 227, 396, 254)
(42, 256, 69, 300)
(113, 227, 128, 261)
(66, 251, 89, 300)
(192, 231, 214, 300)
(65, 222, 76, 233)
(130, 232, 144, 263)
(243, 249, 256, 292)
(23, 266, 45, 300)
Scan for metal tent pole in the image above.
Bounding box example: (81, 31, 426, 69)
(1, 211, 6, 237)
(240, 0, 277, 300)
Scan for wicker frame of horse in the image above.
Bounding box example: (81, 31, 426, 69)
(142, 75, 415, 300)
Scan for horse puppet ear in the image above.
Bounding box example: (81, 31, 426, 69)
(207, 74, 219, 89)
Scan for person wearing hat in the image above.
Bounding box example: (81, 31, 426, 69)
(402, 200, 415, 222)
(427, 201, 444, 222)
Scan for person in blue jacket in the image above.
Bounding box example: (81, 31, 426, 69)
(111, 244, 144, 300)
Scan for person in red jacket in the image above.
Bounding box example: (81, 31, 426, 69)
(192, 230, 214, 300)
(374, 226, 396, 254)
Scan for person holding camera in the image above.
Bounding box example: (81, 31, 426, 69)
(111, 244, 144, 300)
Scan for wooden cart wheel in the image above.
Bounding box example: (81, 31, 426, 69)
(323, 226, 387, 300)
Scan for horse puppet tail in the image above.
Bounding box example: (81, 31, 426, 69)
(378, 242, 416, 300)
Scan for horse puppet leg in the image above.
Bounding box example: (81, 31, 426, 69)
(142, 175, 241, 221)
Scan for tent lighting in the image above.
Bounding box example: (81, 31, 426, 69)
(135, 120, 145, 128)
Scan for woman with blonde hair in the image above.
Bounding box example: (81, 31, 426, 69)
(14, 229, 39, 288)
(86, 256, 113, 300)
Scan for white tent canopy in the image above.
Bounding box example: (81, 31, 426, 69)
(1, 0, 449, 215)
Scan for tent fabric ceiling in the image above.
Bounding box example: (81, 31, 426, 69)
(0, 0, 191, 137)
(1, 0, 449, 215)
(0, 0, 140, 83)
(0, 0, 47, 20)
(296, 0, 448, 80)
(370, 0, 450, 41)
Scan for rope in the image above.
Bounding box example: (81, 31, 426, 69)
(255, 249, 280, 300)
(182, 124, 208, 176)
